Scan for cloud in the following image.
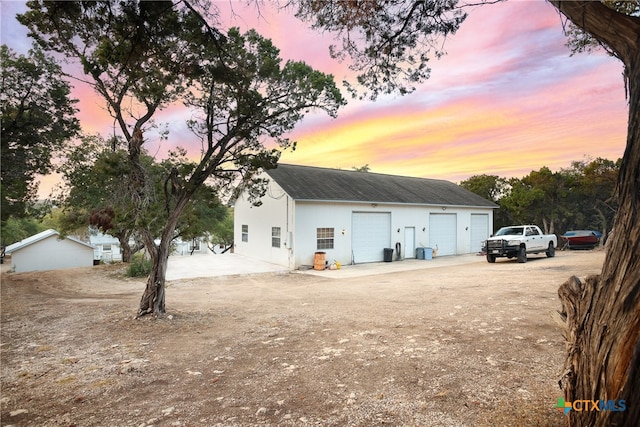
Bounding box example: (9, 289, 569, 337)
(1, 0, 627, 196)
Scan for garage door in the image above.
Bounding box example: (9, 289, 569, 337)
(470, 214, 489, 253)
(429, 213, 457, 256)
(352, 212, 391, 263)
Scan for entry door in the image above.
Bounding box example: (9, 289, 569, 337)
(404, 227, 415, 259)
(352, 212, 391, 263)
(429, 213, 457, 256)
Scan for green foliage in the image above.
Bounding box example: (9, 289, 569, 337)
(19, 1, 345, 314)
(1, 45, 80, 223)
(462, 158, 620, 234)
(126, 253, 152, 277)
(460, 174, 511, 228)
(459, 174, 507, 203)
(352, 164, 371, 172)
(207, 207, 234, 247)
(294, 0, 466, 99)
(1, 216, 46, 246)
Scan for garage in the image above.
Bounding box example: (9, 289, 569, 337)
(352, 212, 391, 263)
(235, 164, 498, 268)
(429, 213, 457, 256)
(470, 214, 490, 253)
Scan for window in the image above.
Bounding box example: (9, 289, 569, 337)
(271, 227, 281, 248)
(102, 244, 112, 252)
(317, 228, 334, 250)
(242, 225, 248, 242)
(189, 239, 201, 251)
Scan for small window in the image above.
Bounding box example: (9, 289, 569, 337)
(317, 227, 334, 250)
(189, 239, 201, 251)
(102, 244, 112, 252)
(271, 227, 281, 248)
(242, 224, 248, 242)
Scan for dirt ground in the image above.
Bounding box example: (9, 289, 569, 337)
(1, 250, 606, 426)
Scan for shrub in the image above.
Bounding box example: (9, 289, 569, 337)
(126, 253, 151, 277)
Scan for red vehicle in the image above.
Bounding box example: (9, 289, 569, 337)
(561, 230, 601, 249)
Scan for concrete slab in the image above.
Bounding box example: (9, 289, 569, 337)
(165, 253, 288, 281)
(165, 252, 485, 281)
(297, 253, 485, 279)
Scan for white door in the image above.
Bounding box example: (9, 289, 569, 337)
(470, 214, 489, 253)
(404, 227, 415, 259)
(352, 212, 391, 263)
(429, 213, 457, 256)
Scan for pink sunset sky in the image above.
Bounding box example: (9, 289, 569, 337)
(1, 0, 628, 197)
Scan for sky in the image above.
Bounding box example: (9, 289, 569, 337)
(0, 0, 628, 198)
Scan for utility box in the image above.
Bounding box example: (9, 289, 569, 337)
(424, 248, 433, 260)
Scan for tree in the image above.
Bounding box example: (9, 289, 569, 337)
(460, 174, 510, 229)
(0, 216, 45, 247)
(55, 136, 228, 262)
(459, 174, 506, 204)
(19, 1, 345, 318)
(0, 45, 80, 227)
(351, 164, 371, 172)
(206, 207, 234, 252)
(561, 157, 619, 239)
(291, 1, 640, 425)
(522, 166, 571, 234)
(564, 1, 639, 57)
(54, 134, 139, 261)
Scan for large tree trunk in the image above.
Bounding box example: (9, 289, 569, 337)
(117, 230, 132, 263)
(136, 197, 190, 318)
(136, 230, 170, 317)
(551, 2, 640, 426)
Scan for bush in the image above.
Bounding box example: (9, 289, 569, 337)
(126, 253, 151, 277)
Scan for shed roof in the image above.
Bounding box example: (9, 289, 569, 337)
(265, 164, 498, 208)
(6, 229, 95, 254)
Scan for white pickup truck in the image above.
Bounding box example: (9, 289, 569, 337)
(484, 225, 557, 263)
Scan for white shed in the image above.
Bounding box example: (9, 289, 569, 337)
(89, 231, 123, 262)
(5, 229, 95, 273)
(234, 164, 498, 269)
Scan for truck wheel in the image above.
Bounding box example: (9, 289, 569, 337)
(517, 246, 527, 263)
(486, 253, 496, 263)
(546, 242, 555, 258)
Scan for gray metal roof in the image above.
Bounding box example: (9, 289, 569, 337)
(6, 229, 95, 254)
(265, 164, 498, 208)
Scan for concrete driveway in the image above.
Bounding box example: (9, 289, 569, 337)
(165, 252, 288, 281)
(165, 252, 484, 280)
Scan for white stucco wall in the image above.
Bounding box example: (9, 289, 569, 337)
(10, 235, 95, 273)
(292, 202, 493, 267)
(235, 179, 494, 269)
(234, 179, 293, 268)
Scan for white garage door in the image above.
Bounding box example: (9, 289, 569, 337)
(352, 212, 391, 263)
(429, 213, 457, 256)
(470, 214, 489, 253)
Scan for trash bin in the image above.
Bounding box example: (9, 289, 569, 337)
(416, 247, 425, 260)
(383, 248, 394, 262)
(424, 248, 433, 260)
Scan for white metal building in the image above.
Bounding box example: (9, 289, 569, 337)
(5, 229, 96, 273)
(89, 232, 123, 262)
(234, 164, 497, 269)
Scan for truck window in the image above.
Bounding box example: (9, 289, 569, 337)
(496, 227, 524, 236)
(526, 227, 540, 236)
